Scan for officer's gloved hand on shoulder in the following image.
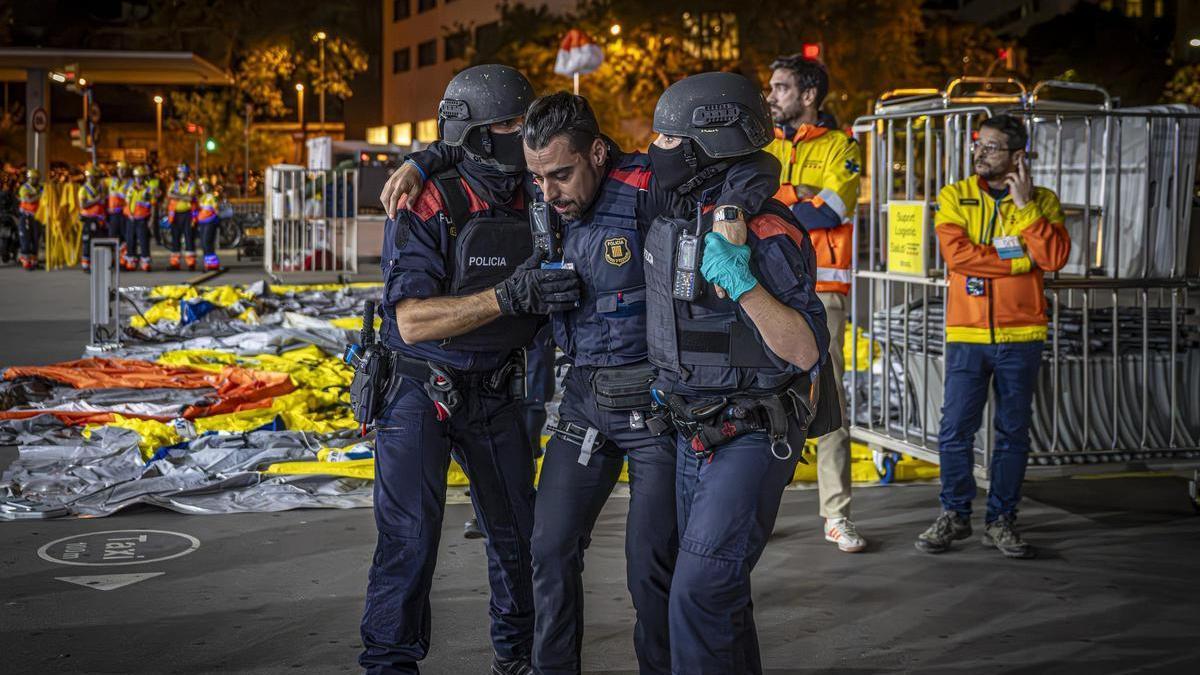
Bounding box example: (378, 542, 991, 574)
(495, 250, 581, 316)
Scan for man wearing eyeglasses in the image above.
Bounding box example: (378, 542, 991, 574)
(916, 114, 1070, 559)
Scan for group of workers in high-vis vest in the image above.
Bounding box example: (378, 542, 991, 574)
(14, 161, 222, 272)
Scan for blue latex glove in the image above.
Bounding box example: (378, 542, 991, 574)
(700, 231, 758, 301)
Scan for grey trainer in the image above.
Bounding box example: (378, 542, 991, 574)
(914, 511, 972, 554)
(982, 518, 1036, 559)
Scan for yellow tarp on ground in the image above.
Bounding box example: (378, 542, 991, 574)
(262, 439, 939, 485)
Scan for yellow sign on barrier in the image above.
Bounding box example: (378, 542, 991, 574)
(886, 200, 928, 276)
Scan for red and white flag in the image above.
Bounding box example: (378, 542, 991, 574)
(554, 28, 604, 77)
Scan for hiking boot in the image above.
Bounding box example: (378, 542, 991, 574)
(169, 253, 181, 270)
(915, 511, 972, 554)
(491, 655, 533, 675)
(825, 517, 867, 553)
(982, 518, 1036, 559)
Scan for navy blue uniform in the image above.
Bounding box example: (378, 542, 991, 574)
(361, 168, 536, 674)
(405, 143, 780, 675)
(642, 181, 828, 675)
(532, 149, 780, 675)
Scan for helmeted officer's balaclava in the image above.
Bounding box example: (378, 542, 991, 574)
(648, 72, 773, 195)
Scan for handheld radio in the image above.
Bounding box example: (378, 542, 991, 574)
(672, 202, 704, 301)
(529, 201, 563, 267)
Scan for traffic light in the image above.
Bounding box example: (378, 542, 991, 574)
(71, 118, 90, 149)
(205, 137, 217, 152)
(186, 123, 198, 134)
(802, 43, 821, 61)
(998, 46, 1017, 70)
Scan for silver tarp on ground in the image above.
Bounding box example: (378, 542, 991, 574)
(1, 284, 382, 519)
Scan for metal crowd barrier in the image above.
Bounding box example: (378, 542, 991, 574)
(847, 77, 1200, 482)
(263, 166, 359, 279)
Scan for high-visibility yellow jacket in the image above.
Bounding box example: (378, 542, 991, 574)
(106, 176, 133, 213)
(128, 183, 154, 219)
(935, 176, 1071, 343)
(18, 181, 42, 214)
(765, 123, 860, 294)
(78, 182, 106, 218)
(197, 193, 219, 223)
(168, 179, 196, 213)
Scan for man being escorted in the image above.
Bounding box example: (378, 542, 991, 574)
(362, 65, 579, 675)
(765, 54, 866, 553)
(916, 114, 1070, 559)
(17, 168, 43, 271)
(643, 72, 830, 674)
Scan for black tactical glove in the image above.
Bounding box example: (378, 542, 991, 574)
(494, 250, 581, 316)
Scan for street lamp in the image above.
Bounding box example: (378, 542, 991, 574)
(296, 83, 306, 164)
(1190, 38, 1200, 47)
(153, 95, 163, 160)
(313, 31, 327, 126)
(610, 24, 621, 36)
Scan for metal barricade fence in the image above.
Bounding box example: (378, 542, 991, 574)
(263, 166, 358, 279)
(848, 78, 1200, 482)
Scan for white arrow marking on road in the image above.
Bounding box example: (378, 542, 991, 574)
(55, 572, 164, 591)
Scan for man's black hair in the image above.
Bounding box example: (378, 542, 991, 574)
(770, 54, 829, 108)
(523, 91, 601, 155)
(979, 114, 1029, 151)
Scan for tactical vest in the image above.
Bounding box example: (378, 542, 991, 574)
(645, 200, 809, 395)
(552, 157, 649, 367)
(430, 168, 539, 352)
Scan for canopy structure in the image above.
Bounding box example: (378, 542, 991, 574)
(1, 48, 231, 171)
(0, 48, 231, 85)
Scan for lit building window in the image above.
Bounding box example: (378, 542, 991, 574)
(392, 123, 413, 146)
(366, 126, 389, 145)
(1125, 0, 1142, 17)
(416, 118, 438, 143)
(1153, 0, 1164, 17)
(681, 12, 739, 62)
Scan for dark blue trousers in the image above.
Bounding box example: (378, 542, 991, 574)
(17, 212, 39, 257)
(670, 419, 804, 675)
(937, 341, 1043, 523)
(532, 365, 677, 675)
(125, 217, 151, 262)
(360, 377, 536, 674)
(524, 325, 556, 457)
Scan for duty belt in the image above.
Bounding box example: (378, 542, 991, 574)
(391, 352, 524, 422)
(661, 377, 817, 463)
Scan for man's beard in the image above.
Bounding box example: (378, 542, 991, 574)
(975, 160, 1007, 182)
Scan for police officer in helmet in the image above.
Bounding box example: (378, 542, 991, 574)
(362, 64, 580, 675)
(641, 72, 831, 674)
(385, 85, 781, 672)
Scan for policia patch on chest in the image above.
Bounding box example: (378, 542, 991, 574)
(604, 236, 632, 266)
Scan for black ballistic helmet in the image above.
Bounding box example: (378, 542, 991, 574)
(653, 72, 773, 158)
(438, 64, 534, 146)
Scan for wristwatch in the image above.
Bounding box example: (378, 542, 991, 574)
(713, 205, 744, 223)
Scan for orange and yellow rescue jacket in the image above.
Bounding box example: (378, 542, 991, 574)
(765, 123, 860, 294)
(128, 183, 153, 220)
(18, 181, 42, 214)
(935, 176, 1071, 344)
(197, 193, 219, 223)
(78, 182, 106, 218)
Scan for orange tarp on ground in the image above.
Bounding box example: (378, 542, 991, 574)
(0, 358, 294, 425)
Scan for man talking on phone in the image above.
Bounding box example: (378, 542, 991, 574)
(915, 114, 1070, 559)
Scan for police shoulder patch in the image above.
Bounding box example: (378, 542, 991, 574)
(604, 236, 631, 266)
